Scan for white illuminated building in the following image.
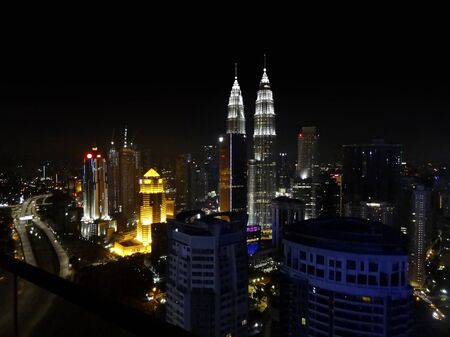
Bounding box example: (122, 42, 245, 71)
(166, 211, 248, 337)
(219, 64, 248, 216)
(226, 63, 245, 135)
(248, 57, 277, 240)
(82, 147, 109, 222)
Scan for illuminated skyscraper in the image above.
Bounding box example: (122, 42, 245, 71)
(118, 127, 140, 219)
(292, 127, 320, 219)
(82, 147, 109, 221)
(226, 64, 245, 135)
(409, 184, 431, 288)
(249, 58, 277, 240)
(136, 168, 166, 249)
(219, 64, 247, 214)
(296, 127, 319, 181)
(107, 134, 119, 215)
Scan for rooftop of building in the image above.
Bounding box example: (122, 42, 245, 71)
(343, 139, 402, 148)
(284, 217, 408, 255)
(171, 210, 247, 237)
(271, 196, 303, 206)
(117, 239, 143, 247)
(143, 168, 160, 178)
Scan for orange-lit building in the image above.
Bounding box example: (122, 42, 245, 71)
(136, 168, 166, 246)
(113, 168, 167, 257)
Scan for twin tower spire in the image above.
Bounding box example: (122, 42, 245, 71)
(226, 55, 274, 135)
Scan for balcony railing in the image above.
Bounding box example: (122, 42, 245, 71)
(0, 254, 194, 337)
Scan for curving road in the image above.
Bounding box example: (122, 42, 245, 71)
(0, 195, 69, 336)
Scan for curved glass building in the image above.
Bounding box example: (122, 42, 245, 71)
(281, 217, 413, 337)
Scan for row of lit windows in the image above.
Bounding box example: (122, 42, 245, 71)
(286, 248, 407, 287)
(288, 248, 405, 274)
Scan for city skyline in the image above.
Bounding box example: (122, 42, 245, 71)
(3, 16, 450, 337)
(2, 49, 450, 167)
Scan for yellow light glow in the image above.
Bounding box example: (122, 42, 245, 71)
(112, 241, 150, 257)
(362, 296, 371, 303)
(136, 168, 167, 248)
(143, 168, 160, 178)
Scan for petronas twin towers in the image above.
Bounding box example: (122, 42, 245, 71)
(220, 58, 277, 241)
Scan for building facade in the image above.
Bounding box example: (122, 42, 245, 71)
(248, 64, 277, 240)
(409, 184, 431, 288)
(281, 217, 412, 337)
(108, 127, 141, 222)
(175, 153, 193, 214)
(277, 152, 290, 194)
(119, 145, 139, 219)
(107, 139, 120, 215)
(296, 127, 319, 181)
(82, 147, 109, 221)
(292, 127, 320, 220)
(136, 168, 167, 249)
(166, 211, 248, 337)
(219, 67, 247, 216)
(342, 140, 401, 225)
(271, 196, 304, 251)
(344, 201, 395, 226)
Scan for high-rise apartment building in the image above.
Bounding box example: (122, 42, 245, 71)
(248, 60, 277, 240)
(271, 196, 304, 251)
(342, 140, 401, 226)
(343, 140, 402, 204)
(82, 147, 108, 221)
(107, 138, 120, 215)
(277, 152, 290, 194)
(344, 201, 395, 226)
(166, 211, 248, 337)
(409, 184, 431, 288)
(175, 154, 193, 213)
(219, 65, 247, 215)
(317, 172, 341, 217)
(281, 217, 412, 337)
(203, 145, 219, 196)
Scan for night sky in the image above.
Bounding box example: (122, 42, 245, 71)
(2, 20, 450, 168)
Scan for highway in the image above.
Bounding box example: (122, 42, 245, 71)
(0, 195, 136, 337)
(0, 195, 67, 336)
(414, 289, 447, 321)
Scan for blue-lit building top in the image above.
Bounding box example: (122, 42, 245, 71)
(281, 217, 412, 337)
